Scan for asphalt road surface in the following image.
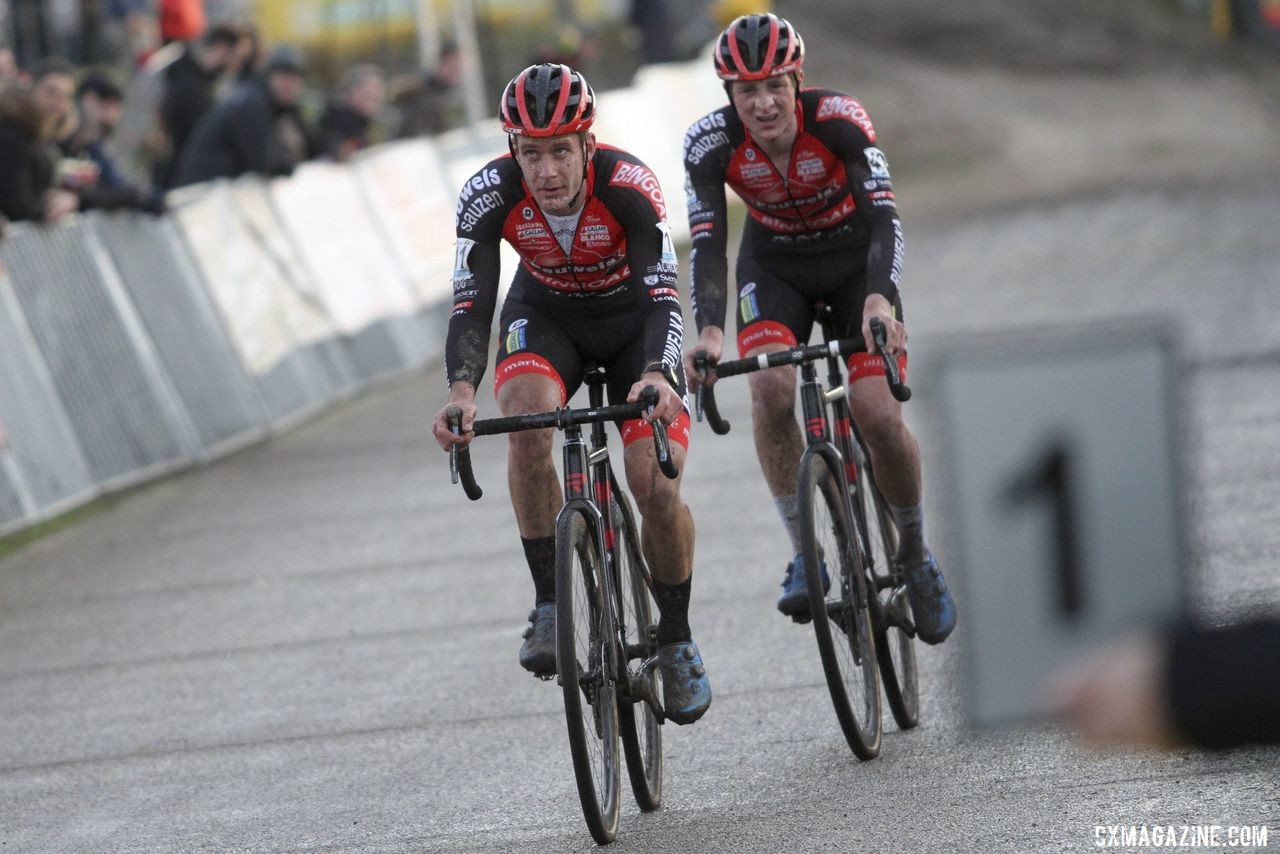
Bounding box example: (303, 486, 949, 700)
(2, 176, 1278, 852)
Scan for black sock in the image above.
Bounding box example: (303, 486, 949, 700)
(652, 577, 692, 646)
(521, 535, 557, 604)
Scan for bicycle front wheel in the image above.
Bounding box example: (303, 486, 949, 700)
(555, 507, 621, 844)
(800, 450, 882, 759)
(855, 456, 920, 730)
(612, 493, 663, 812)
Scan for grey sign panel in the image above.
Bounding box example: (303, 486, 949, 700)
(927, 319, 1187, 726)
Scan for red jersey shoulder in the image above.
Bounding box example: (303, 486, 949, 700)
(803, 88, 878, 144)
(596, 145, 668, 222)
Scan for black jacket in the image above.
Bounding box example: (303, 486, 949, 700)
(173, 79, 311, 187)
(0, 118, 55, 223)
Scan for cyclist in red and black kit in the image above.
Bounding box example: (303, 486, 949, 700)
(430, 63, 711, 724)
(681, 13, 956, 644)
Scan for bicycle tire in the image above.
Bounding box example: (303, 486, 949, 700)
(854, 455, 920, 730)
(799, 450, 882, 759)
(555, 507, 621, 844)
(611, 493, 663, 811)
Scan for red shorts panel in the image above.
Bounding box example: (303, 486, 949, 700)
(737, 320, 798, 356)
(620, 411, 692, 450)
(493, 353, 568, 404)
(847, 351, 908, 384)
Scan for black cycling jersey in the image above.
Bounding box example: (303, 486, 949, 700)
(444, 144, 683, 390)
(682, 87, 904, 336)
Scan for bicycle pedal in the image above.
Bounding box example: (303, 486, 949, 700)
(886, 586, 917, 638)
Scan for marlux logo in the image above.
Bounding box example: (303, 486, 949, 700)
(609, 162, 667, 220)
(816, 96, 876, 141)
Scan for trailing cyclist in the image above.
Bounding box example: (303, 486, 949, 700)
(430, 63, 712, 724)
(680, 13, 957, 643)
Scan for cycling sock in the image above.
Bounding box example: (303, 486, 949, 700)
(652, 577, 692, 646)
(521, 535, 557, 604)
(774, 494, 805, 557)
(889, 502, 930, 567)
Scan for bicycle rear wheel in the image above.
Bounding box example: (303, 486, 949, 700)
(855, 455, 920, 730)
(800, 450, 882, 759)
(611, 493, 663, 811)
(555, 507, 621, 844)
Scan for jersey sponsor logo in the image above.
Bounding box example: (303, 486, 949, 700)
(890, 219, 904, 287)
(740, 162, 772, 182)
(504, 325, 527, 353)
(753, 194, 856, 233)
(522, 205, 535, 220)
(744, 147, 757, 160)
(457, 190, 503, 231)
(796, 156, 826, 179)
(739, 291, 760, 323)
(579, 223, 611, 247)
(816, 96, 877, 141)
(508, 318, 528, 331)
(741, 281, 757, 296)
(515, 221, 548, 238)
(456, 166, 502, 206)
(864, 147, 891, 179)
(685, 130, 730, 165)
(661, 312, 684, 369)
(610, 161, 667, 220)
(683, 111, 728, 149)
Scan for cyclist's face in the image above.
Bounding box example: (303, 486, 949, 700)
(514, 133, 596, 215)
(731, 75, 798, 148)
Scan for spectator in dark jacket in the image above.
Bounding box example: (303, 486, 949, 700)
(317, 63, 385, 162)
(172, 44, 311, 188)
(0, 84, 78, 224)
(62, 73, 164, 213)
(391, 41, 465, 139)
(155, 23, 244, 188)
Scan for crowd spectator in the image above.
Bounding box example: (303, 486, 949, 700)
(172, 43, 312, 187)
(62, 73, 163, 212)
(0, 83, 79, 224)
(31, 59, 78, 144)
(8, 0, 55, 70)
(391, 40, 464, 138)
(0, 46, 24, 86)
(153, 22, 244, 188)
(317, 62, 385, 162)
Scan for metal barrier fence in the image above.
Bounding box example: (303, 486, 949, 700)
(0, 51, 723, 539)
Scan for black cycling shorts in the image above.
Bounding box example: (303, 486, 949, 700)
(493, 296, 691, 449)
(733, 240, 907, 380)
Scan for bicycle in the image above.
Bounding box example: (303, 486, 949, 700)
(695, 311, 920, 759)
(445, 370, 678, 845)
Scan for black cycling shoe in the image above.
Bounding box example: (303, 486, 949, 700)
(776, 554, 830, 623)
(518, 602, 556, 676)
(656, 640, 712, 725)
(903, 553, 957, 645)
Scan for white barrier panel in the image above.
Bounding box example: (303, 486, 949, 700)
(171, 182, 324, 377)
(353, 139, 456, 306)
(271, 161, 418, 337)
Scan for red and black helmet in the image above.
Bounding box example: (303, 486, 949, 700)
(499, 63, 596, 137)
(714, 13, 805, 82)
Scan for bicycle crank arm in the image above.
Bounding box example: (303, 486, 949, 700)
(632, 658, 666, 723)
